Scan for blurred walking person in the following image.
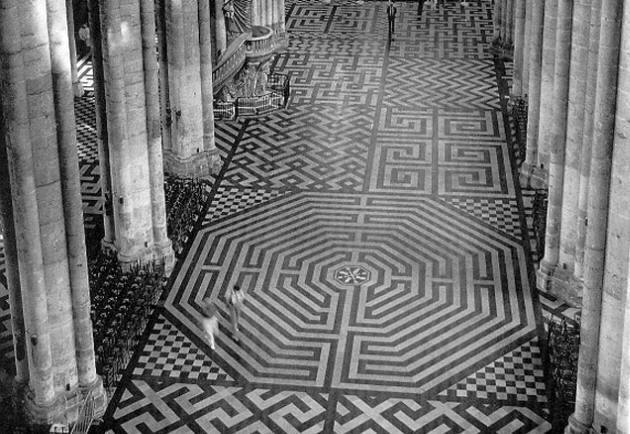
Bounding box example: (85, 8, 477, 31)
(200, 298, 219, 350)
(226, 284, 246, 342)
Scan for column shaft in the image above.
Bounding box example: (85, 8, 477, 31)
(65, 0, 82, 96)
(520, 0, 545, 182)
(0, 0, 55, 405)
(557, 0, 590, 279)
(198, 0, 221, 173)
(521, 1, 531, 94)
(534, 0, 558, 185)
(140, 0, 174, 274)
(0, 117, 28, 383)
(88, 0, 115, 246)
(616, 7, 630, 427)
(505, 0, 514, 47)
(574, 0, 602, 279)
(156, 0, 171, 153)
(511, 0, 526, 96)
(46, 0, 97, 389)
(215, 0, 227, 56)
(538, 0, 572, 291)
(568, 0, 624, 430)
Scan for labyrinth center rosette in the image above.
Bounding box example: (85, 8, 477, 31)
(166, 193, 536, 394)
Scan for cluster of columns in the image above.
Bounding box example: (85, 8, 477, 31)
(497, 0, 630, 431)
(0, 0, 106, 425)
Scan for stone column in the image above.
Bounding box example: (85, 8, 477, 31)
(156, 0, 172, 152)
(26, 0, 80, 409)
(520, 0, 545, 185)
(46, 0, 104, 403)
(566, 1, 624, 431)
(511, 0, 526, 97)
(531, 0, 558, 187)
(140, 0, 175, 275)
(215, 0, 228, 57)
(494, 0, 503, 45)
(505, 0, 514, 48)
(198, 0, 222, 174)
(553, 0, 591, 302)
(574, 0, 602, 280)
(537, 0, 572, 295)
(619, 33, 630, 413)
(101, 0, 156, 268)
(88, 0, 115, 246)
(277, 0, 286, 35)
(501, 0, 509, 46)
(521, 2, 531, 95)
(163, 0, 216, 178)
(0, 119, 28, 384)
(0, 0, 60, 420)
(65, 0, 83, 96)
(592, 0, 630, 426)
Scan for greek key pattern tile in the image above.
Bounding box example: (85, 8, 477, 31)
(334, 395, 550, 433)
(113, 380, 329, 433)
(384, 58, 500, 109)
(223, 104, 373, 191)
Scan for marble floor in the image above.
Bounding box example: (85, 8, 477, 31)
(0, 0, 556, 432)
(104, 1, 551, 432)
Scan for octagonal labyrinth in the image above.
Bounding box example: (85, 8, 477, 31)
(166, 192, 536, 395)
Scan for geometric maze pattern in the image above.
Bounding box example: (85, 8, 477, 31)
(167, 193, 536, 394)
(104, 0, 552, 431)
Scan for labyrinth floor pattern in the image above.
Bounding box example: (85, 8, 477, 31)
(105, 1, 551, 432)
(0, 0, 551, 431)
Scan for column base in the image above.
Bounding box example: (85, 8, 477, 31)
(164, 149, 222, 178)
(153, 240, 175, 277)
(24, 386, 82, 427)
(519, 160, 535, 187)
(81, 376, 108, 420)
(117, 245, 158, 273)
(72, 80, 84, 98)
(529, 165, 547, 189)
(565, 414, 592, 434)
(537, 262, 583, 308)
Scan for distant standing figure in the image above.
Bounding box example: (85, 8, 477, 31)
(226, 284, 246, 341)
(200, 298, 219, 350)
(78, 22, 91, 56)
(387, 0, 397, 38)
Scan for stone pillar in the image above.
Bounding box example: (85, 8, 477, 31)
(198, 0, 222, 175)
(0, 0, 105, 424)
(574, 0, 602, 280)
(505, 0, 514, 48)
(215, 0, 228, 57)
(531, 0, 557, 187)
(511, 0, 526, 97)
(100, 0, 167, 269)
(88, 0, 115, 246)
(0, 119, 28, 384)
(537, 0, 572, 296)
(552, 0, 591, 302)
(566, 1, 624, 431)
(521, 2, 531, 95)
(619, 45, 630, 415)
(156, 0, 172, 153)
(501, 0, 509, 46)
(520, 0, 545, 185)
(140, 0, 175, 275)
(494, 0, 503, 45)
(163, 0, 218, 178)
(65, 0, 83, 97)
(277, 0, 286, 35)
(46, 0, 105, 406)
(0, 0, 56, 407)
(592, 0, 630, 426)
